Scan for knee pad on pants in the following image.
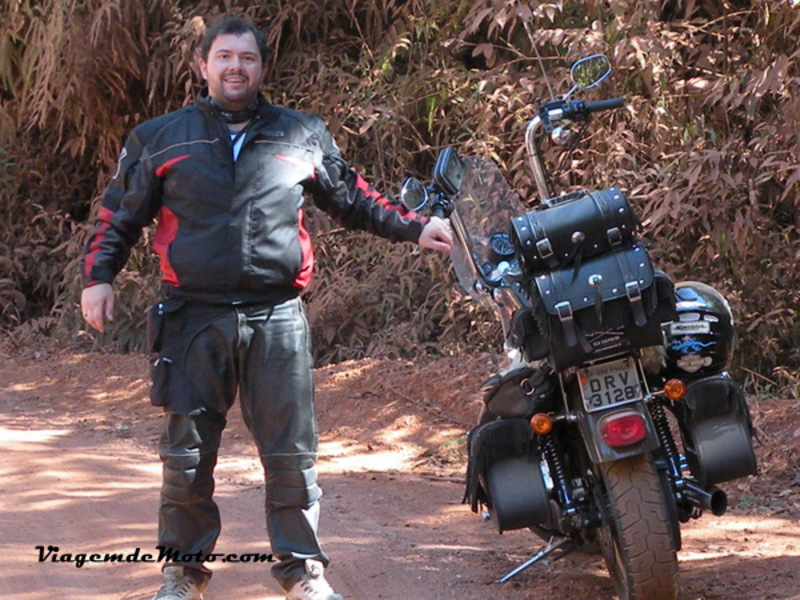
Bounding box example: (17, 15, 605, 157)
(263, 455, 322, 509)
(159, 413, 220, 502)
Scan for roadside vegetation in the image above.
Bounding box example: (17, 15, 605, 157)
(1, 0, 798, 394)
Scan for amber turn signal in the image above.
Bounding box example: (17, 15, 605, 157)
(664, 378, 686, 401)
(530, 413, 553, 435)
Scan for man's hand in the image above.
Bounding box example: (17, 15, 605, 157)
(81, 283, 115, 332)
(418, 216, 453, 253)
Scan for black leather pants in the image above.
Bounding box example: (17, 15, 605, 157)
(153, 297, 327, 591)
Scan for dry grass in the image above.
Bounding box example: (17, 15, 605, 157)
(0, 0, 798, 389)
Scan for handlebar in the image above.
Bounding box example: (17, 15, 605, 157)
(583, 97, 625, 113)
(525, 96, 625, 201)
(547, 97, 626, 121)
(429, 193, 453, 219)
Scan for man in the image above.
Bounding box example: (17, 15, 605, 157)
(80, 15, 452, 600)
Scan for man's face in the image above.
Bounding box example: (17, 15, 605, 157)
(198, 32, 267, 112)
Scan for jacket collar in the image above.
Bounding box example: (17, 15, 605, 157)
(196, 88, 272, 124)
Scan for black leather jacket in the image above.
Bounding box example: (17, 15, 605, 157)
(82, 91, 425, 303)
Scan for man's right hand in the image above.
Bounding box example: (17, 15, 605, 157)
(81, 283, 115, 332)
(418, 216, 453, 253)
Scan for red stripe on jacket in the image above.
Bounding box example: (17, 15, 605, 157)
(294, 208, 314, 289)
(151, 157, 190, 285)
(155, 155, 191, 178)
(353, 173, 421, 220)
(153, 206, 179, 285)
(83, 206, 115, 281)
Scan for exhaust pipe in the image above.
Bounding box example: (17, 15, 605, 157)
(683, 481, 728, 516)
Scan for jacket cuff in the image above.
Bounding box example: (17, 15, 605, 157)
(402, 218, 426, 244)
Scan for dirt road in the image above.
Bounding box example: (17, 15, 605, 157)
(1, 352, 799, 599)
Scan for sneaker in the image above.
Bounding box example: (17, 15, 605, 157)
(151, 565, 207, 600)
(285, 559, 343, 600)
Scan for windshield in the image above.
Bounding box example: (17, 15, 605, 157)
(450, 156, 523, 306)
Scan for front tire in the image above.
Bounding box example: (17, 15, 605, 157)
(595, 454, 679, 600)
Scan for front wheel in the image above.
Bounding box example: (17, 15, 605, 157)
(595, 454, 679, 600)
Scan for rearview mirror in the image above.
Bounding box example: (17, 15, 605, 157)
(570, 54, 611, 90)
(400, 177, 428, 212)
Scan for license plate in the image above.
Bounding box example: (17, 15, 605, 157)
(579, 357, 643, 412)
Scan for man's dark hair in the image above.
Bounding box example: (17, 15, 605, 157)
(200, 16, 269, 63)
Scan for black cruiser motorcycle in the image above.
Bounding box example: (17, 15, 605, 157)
(402, 55, 757, 599)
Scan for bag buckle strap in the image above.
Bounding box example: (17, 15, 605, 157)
(536, 238, 554, 260)
(589, 275, 604, 324)
(555, 301, 573, 322)
(607, 227, 622, 245)
(555, 301, 579, 347)
(625, 281, 641, 302)
(625, 281, 647, 326)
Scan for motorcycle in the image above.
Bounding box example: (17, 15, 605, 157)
(401, 55, 758, 599)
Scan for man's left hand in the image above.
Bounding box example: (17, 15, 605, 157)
(418, 216, 453, 253)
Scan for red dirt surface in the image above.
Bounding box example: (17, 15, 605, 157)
(1, 349, 799, 599)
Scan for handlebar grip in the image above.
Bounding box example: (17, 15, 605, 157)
(429, 194, 453, 219)
(584, 97, 625, 113)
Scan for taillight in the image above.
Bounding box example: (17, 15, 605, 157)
(599, 411, 647, 448)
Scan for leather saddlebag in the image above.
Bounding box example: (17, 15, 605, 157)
(676, 374, 757, 486)
(532, 245, 673, 369)
(511, 187, 639, 274)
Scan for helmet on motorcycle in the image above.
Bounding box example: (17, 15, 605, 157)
(663, 281, 736, 378)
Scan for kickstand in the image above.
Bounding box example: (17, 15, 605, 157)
(497, 536, 573, 584)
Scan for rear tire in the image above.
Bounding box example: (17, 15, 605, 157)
(595, 454, 679, 600)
